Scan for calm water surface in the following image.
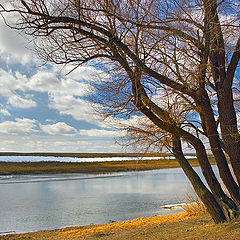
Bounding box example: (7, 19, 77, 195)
(0, 168, 197, 234)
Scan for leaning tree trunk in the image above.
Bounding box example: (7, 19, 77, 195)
(137, 98, 240, 221)
(172, 136, 239, 223)
(129, 77, 239, 222)
(139, 100, 240, 221)
(217, 86, 240, 186)
(172, 136, 225, 223)
(182, 133, 239, 221)
(218, 36, 240, 186)
(204, 0, 240, 185)
(195, 89, 240, 205)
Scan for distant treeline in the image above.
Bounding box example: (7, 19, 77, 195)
(0, 152, 199, 158)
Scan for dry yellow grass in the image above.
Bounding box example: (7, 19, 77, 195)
(0, 212, 198, 240)
(0, 157, 216, 175)
(1, 211, 240, 240)
(182, 189, 207, 215)
(58, 212, 191, 239)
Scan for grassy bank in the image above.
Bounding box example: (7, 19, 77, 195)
(1, 212, 239, 240)
(0, 157, 216, 175)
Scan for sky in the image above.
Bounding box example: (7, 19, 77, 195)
(0, 9, 126, 153)
(1, 1, 238, 154)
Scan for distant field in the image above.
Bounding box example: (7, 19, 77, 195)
(0, 157, 216, 175)
(0, 152, 198, 158)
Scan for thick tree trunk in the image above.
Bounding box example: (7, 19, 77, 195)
(204, 0, 240, 186)
(138, 101, 239, 213)
(189, 138, 239, 219)
(180, 128, 236, 204)
(224, 143, 240, 186)
(172, 136, 239, 223)
(217, 88, 240, 186)
(172, 136, 225, 223)
(133, 89, 239, 221)
(196, 90, 240, 204)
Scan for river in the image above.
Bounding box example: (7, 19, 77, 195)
(0, 162, 208, 234)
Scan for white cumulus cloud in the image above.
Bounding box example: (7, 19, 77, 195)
(0, 69, 37, 108)
(28, 71, 60, 92)
(0, 108, 10, 116)
(0, 69, 17, 97)
(79, 129, 125, 137)
(48, 92, 97, 123)
(40, 122, 78, 135)
(0, 118, 38, 134)
(0, 1, 33, 65)
(7, 94, 37, 108)
(59, 65, 109, 82)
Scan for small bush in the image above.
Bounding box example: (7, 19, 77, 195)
(182, 189, 207, 215)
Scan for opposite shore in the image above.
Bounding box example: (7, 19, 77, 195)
(0, 155, 216, 175)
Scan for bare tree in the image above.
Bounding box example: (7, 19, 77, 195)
(1, 0, 240, 223)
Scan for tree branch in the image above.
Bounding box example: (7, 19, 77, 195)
(225, 36, 240, 89)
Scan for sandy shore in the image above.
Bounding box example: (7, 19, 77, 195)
(1, 212, 239, 240)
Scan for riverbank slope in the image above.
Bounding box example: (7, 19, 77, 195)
(1, 212, 239, 240)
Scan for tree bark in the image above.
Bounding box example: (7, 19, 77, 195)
(172, 136, 239, 222)
(217, 87, 240, 186)
(172, 136, 226, 223)
(204, 0, 240, 186)
(129, 77, 240, 221)
(195, 89, 240, 204)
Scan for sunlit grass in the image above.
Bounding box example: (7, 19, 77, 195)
(0, 157, 216, 175)
(58, 212, 192, 239)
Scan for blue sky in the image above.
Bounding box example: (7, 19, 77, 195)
(0, 11, 126, 153)
(2, 1, 237, 154)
